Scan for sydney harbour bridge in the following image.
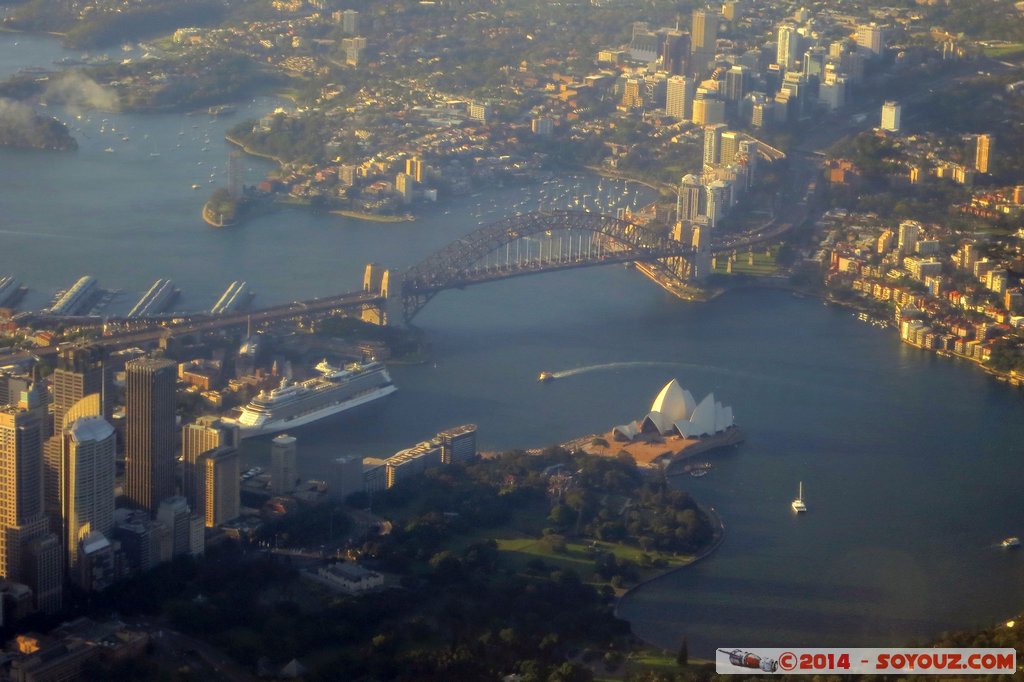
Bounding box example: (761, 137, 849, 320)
(15, 209, 788, 362)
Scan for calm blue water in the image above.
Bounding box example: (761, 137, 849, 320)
(4, 32, 1024, 656)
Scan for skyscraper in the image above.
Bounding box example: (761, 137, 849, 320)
(62, 416, 116, 576)
(898, 220, 920, 256)
(723, 65, 749, 109)
(856, 23, 885, 55)
(975, 134, 993, 174)
(703, 124, 727, 167)
(665, 75, 695, 121)
(676, 174, 705, 223)
(181, 416, 239, 512)
(0, 407, 61, 612)
(690, 9, 718, 72)
(271, 434, 298, 495)
(881, 100, 901, 132)
(776, 25, 800, 71)
(124, 358, 176, 513)
(341, 9, 359, 35)
(51, 346, 110, 429)
(0, 408, 47, 580)
(202, 447, 239, 528)
(720, 131, 742, 167)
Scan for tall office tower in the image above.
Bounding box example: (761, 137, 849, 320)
(24, 534, 61, 612)
(52, 346, 109, 429)
(201, 447, 239, 528)
(676, 174, 705, 222)
(341, 9, 359, 35)
(665, 75, 695, 120)
(898, 220, 919, 256)
(856, 23, 885, 55)
(271, 434, 298, 495)
(722, 65, 749, 111)
(975, 134, 993, 174)
(703, 124, 727, 167)
(156, 496, 191, 558)
(803, 46, 826, 79)
(818, 76, 846, 111)
(776, 25, 800, 71)
(722, 0, 742, 22)
(44, 393, 100, 557)
(0, 372, 31, 408)
(62, 416, 115, 577)
(659, 29, 689, 75)
(124, 358, 176, 513)
(880, 100, 901, 132)
(0, 407, 60, 612)
(690, 8, 718, 71)
(692, 94, 726, 125)
(181, 416, 239, 512)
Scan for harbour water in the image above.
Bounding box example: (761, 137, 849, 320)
(4, 31, 1024, 656)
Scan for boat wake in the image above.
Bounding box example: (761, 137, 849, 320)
(549, 361, 737, 380)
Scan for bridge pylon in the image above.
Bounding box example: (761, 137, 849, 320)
(361, 263, 394, 326)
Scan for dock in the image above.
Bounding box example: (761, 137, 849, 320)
(126, 278, 179, 318)
(210, 281, 252, 315)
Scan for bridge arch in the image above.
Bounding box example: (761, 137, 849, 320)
(399, 210, 696, 322)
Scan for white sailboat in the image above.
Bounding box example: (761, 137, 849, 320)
(791, 481, 807, 513)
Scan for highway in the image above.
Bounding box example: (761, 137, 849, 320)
(3, 290, 383, 365)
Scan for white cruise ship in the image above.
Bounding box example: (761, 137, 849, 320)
(229, 360, 396, 438)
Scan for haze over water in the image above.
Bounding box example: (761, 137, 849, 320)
(4, 32, 1024, 657)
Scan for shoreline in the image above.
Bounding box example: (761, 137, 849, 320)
(330, 209, 414, 224)
(613, 500, 725, 621)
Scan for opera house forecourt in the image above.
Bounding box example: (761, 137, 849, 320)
(584, 379, 743, 467)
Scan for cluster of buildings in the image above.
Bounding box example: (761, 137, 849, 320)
(0, 345, 275, 623)
(355, 424, 478, 495)
(822, 213, 1024, 371)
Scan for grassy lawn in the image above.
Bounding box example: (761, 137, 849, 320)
(712, 245, 780, 275)
(593, 646, 716, 681)
(982, 44, 1024, 58)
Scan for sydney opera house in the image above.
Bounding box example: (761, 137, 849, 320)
(613, 379, 735, 441)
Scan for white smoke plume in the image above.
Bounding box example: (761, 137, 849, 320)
(43, 72, 119, 113)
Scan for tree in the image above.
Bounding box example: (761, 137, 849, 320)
(676, 636, 689, 666)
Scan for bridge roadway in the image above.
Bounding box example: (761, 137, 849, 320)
(4, 290, 383, 364)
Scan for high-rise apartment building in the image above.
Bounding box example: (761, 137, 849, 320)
(898, 220, 920, 256)
(703, 124, 727, 167)
(438, 424, 477, 464)
(975, 134, 993, 174)
(665, 75, 694, 121)
(341, 9, 359, 34)
(202, 447, 239, 528)
(676, 174, 705, 223)
(124, 358, 176, 513)
(271, 434, 298, 495)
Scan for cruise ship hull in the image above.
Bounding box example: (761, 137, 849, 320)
(233, 384, 397, 439)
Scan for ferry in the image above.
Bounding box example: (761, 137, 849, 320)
(227, 359, 396, 438)
(1002, 537, 1020, 549)
(538, 371, 555, 382)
